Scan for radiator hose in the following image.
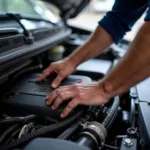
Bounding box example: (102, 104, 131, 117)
(75, 96, 120, 150)
(102, 96, 120, 129)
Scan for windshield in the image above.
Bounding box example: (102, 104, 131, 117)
(0, 0, 61, 23)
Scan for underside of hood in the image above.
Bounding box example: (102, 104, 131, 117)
(44, 0, 90, 20)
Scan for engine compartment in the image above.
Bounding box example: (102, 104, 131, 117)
(0, 70, 121, 150)
(0, 59, 140, 150)
(0, 10, 149, 150)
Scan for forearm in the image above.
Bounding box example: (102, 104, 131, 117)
(68, 26, 113, 67)
(102, 22, 150, 97)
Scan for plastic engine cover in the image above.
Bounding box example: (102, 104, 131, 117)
(23, 138, 90, 150)
(2, 73, 92, 121)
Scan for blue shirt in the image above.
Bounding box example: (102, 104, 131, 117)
(99, 0, 149, 43)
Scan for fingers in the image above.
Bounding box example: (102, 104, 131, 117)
(46, 86, 72, 105)
(51, 72, 65, 88)
(46, 90, 58, 105)
(46, 85, 86, 118)
(61, 98, 80, 118)
(36, 67, 52, 82)
(51, 91, 76, 110)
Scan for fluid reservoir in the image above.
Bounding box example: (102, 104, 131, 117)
(48, 45, 65, 61)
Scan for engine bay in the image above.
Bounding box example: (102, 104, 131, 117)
(0, 3, 150, 150)
(1, 70, 122, 150)
(0, 59, 149, 150)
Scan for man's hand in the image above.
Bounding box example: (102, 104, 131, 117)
(37, 26, 113, 88)
(46, 82, 111, 118)
(36, 58, 76, 88)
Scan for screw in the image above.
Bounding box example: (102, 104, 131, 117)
(124, 138, 133, 147)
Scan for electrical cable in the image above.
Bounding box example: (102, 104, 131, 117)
(0, 110, 83, 150)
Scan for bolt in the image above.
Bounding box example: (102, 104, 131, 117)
(124, 138, 133, 147)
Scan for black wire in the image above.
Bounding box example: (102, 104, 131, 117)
(0, 124, 20, 145)
(104, 144, 119, 150)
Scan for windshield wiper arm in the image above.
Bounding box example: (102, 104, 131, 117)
(15, 13, 56, 25)
(6, 13, 34, 44)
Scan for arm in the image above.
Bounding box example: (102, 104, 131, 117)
(68, 26, 113, 67)
(102, 22, 150, 97)
(66, 0, 147, 66)
(45, 1, 150, 117)
(37, 0, 147, 88)
(47, 22, 150, 118)
(37, 26, 113, 88)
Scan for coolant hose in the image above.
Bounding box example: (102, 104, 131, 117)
(58, 96, 119, 140)
(58, 123, 79, 140)
(58, 115, 91, 140)
(0, 110, 83, 150)
(102, 96, 120, 129)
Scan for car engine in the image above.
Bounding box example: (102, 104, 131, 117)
(0, 1, 150, 150)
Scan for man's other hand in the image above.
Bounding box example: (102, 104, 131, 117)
(46, 82, 111, 118)
(36, 58, 76, 88)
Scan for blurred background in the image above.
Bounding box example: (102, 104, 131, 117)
(68, 0, 145, 42)
(0, 0, 145, 42)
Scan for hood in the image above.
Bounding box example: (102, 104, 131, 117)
(44, 0, 90, 20)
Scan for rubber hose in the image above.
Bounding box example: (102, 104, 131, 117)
(58, 123, 79, 140)
(0, 110, 83, 150)
(105, 104, 119, 130)
(45, 117, 59, 124)
(58, 115, 91, 140)
(0, 124, 20, 145)
(0, 115, 38, 125)
(102, 96, 120, 129)
(130, 98, 135, 127)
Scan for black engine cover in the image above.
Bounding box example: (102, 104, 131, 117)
(2, 73, 92, 121)
(23, 138, 89, 150)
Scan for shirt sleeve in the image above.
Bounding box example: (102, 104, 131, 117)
(144, 1, 150, 21)
(99, 0, 147, 44)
